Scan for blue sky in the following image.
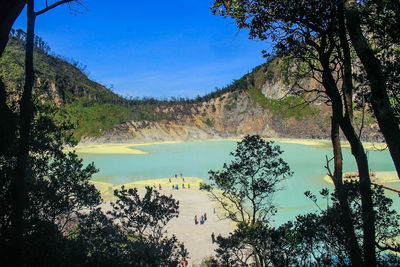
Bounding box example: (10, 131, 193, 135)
(13, 0, 270, 98)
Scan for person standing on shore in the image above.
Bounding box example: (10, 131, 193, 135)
(194, 215, 198, 225)
(211, 232, 215, 244)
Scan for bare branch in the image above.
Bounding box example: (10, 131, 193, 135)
(35, 0, 84, 16)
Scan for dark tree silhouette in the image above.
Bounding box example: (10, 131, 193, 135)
(10, 1, 85, 262)
(108, 186, 185, 266)
(210, 1, 387, 264)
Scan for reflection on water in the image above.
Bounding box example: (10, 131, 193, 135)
(79, 140, 399, 226)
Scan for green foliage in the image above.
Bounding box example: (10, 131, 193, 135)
(211, 182, 400, 266)
(57, 99, 133, 140)
(353, 110, 375, 127)
(110, 186, 179, 240)
(0, 93, 101, 265)
(199, 182, 212, 191)
(106, 186, 184, 266)
(204, 118, 213, 127)
(68, 204, 185, 267)
(197, 64, 266, 102)
(224, 97, 237, 111)
(0, 34, 121, 104)
(247, 85, 320, 120)
(205, 135, 292, 225)
(358, 0, 400, 125)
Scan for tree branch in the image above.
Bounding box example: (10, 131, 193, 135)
(35, 0, 74, 16)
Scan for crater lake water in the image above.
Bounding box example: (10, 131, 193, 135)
(79, 140, 399, 225)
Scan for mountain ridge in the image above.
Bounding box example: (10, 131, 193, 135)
(0, 31, 382, 143)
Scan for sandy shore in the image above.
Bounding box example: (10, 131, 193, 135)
(73, 138, 388, 155)
(66, 143, 148, 155)
(99, 187, 234, 266)
(322, 171, 399, 186)
(91, 177, 204, 201)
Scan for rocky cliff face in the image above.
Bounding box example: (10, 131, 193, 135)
(81, 90, 333, 144)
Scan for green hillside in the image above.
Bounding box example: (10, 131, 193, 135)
(0, 30, 121, 103)
(0, 31, 165, 140)
(1, 30, 320, 141)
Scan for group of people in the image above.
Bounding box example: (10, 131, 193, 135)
(170, 173, 184, 181)
(150, 174, 192, 191)
(168, 174, 190, 190)
(152, 184, 162, 190)
(194, 213, 207, 225)
(171, 183, 190, 190)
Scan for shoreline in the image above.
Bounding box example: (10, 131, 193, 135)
(72, 137, 387, 155)
(91, 176, 204, 201)
(322, 171, 399, 189)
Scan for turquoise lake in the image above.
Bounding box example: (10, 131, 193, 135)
(79, 140, 399, 226)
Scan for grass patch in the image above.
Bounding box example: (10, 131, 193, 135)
(247, 86, 319, 120)
(204, 118, 213, 127)
(57, 99, 133, 141)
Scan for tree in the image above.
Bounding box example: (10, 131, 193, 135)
(2, 2, 189, 265)
(211, 183, 400, 266)
(0, 0, 25, 59)
(0, 0, 25, 157)
(298, 183, 400, 265)
(201, 135, 292, 265)
(8, 1, 85, 262)
(345, 0, 400, 177)
(211, 1, 380, 264)
(108, 186, 185, 267)
(0, 90, 101, 265)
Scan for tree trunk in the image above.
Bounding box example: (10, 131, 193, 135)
(345, 0, 400, 180)
(338, 114, 376, 267)
(338, 2, 353, 121)
(320, 51, 376, 266)
(330, 113, 363, 266)
(0, 0, 25, 58)
(0, 0, 25, 156)
(11, 0, 36, 264)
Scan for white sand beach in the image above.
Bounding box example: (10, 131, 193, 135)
(163, 189, 234, 266)
(65, 143, 148, 155)
(73, 138, 388, 156)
